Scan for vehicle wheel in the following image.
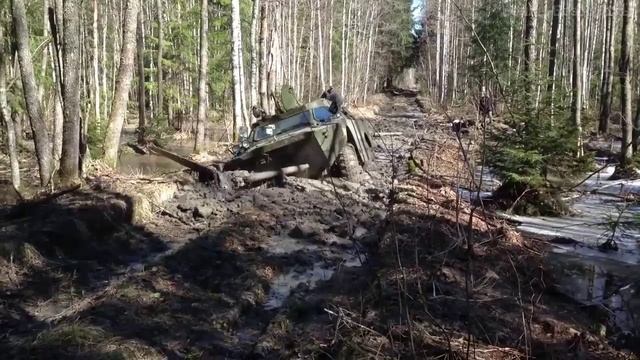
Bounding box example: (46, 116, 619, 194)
(333, 143, 365, 182)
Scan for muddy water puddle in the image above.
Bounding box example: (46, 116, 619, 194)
(117, 141, 200, 175)
(548, 252, 640, 337)
(461, 164, 640, 338)
(509, 164, 640, 338)
(261, 235, 363, 310)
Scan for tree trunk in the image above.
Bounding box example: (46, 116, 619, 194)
(259, 3, 269, 110)
(599, 0, 616, 134)
(620, 0, 634, 158)
(231, 0, 245, 138)
(194, 0, 208, 152)
(316, 0, 326, 90)
(250, 0, 260, 107)
(0, 24, 20, 190)
(547, 0, 561, 98)
(49, 6, 64, 165)
(635, 97, 640, 147)
(136, 1, 146, 144)
(233, 0, 248, 127)
(435, 0, 441, 95)
(92, 0, 100, 128)
(103, 0, 140, 167)
(12, 0, 53, 186)
(14, 113, 23, 147)
(572, 0, 583, 156)
(523, 0, 539, 91)
(60, 0, 81, 183)
(328, 0, 334, 87)
(156, 0, 163, 123)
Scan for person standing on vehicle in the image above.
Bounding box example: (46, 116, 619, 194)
(321, 86, 344, 114)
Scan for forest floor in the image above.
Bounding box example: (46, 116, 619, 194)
(0, 94, 638, 359)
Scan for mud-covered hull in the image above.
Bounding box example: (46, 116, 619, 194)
(223, 123, 347, 178)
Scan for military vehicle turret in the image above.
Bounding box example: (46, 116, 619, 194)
(223, 86, 376, 181)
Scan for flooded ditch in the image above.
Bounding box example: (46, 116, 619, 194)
(454, 160, 640, 345)
(506, 164, 640, 342)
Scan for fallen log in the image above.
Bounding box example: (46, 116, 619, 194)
(147, 145, 217, 181)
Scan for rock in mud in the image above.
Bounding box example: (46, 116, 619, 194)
(288, 224, 318, 239)
(194, 205, 214, 218)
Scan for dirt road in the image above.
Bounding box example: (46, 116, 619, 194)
(0, 94, 636, 359)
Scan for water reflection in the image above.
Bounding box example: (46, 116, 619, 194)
(548, 253, 639, 335)
(117, 141, 198, 175)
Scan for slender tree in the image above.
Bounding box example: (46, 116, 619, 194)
(156, 0, 163, 123)
(50, 5, 64, 165)
(0, 21, 20, 190)
(231, 0, 246, 137)
(250, 0, 260, 108)
(194, 0, 208, 152)
(12, 0, 53, 186)
(136, 2, 146, 144)
(635, 99, 640, 147)
(598, 0, 616, 134)
(547, 0, 561, 97)
(572, 0, 583, 156)
(259, 3, 269, 110)
(60, 0, 81, 183)
(103, 0, 140, 167)
(523, 0, 539, 92)
(619, 0, 634, 160)
(92, 0, 100, 127)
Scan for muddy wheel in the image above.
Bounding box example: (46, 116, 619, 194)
(333, 143, 365, 182)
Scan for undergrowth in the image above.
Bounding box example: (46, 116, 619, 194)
(486, 91, 594, 215)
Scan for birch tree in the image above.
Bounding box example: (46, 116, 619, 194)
(92, 0, 100, 127)
(194, 0, 208, 152)
(619, 0, 634, 160)
(598, 0, 616, 134)
(259, 2, 269, 110)
(231, 0, 245, 137)
(572, 0, 583, 156)
(136, 0, 146, 144)
(250, 0, 261, 107)
(156, 0, 163, 123)
(0, 21, 20, 190)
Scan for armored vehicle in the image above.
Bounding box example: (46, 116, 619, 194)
(223, 87, 376, 181)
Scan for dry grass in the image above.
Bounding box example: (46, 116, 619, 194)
(31, 322, 164, 360)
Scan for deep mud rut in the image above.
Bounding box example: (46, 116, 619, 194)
(1, 94, 637, 359)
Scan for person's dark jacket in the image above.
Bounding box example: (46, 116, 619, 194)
(321, 91, 343, 114)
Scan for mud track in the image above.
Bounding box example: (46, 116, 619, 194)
(0, 94, 635, 359)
